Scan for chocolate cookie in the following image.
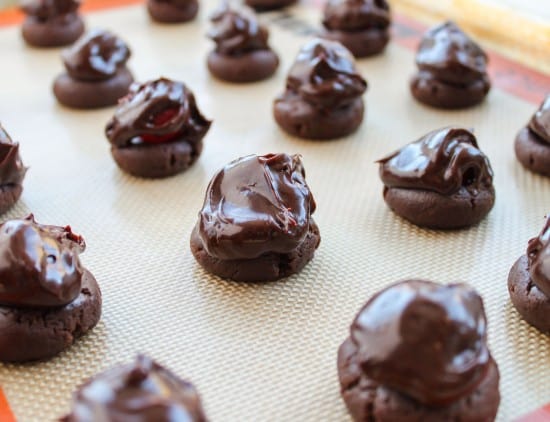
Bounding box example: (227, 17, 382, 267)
(207, 5, 279, 83)
(105, 78, 211, 178)
(21, 0, 84, 48)
(245, 0, 296, 12)
(508, 217, 550, 334)
(274, 38, 367, 140)
(53, 29, 134, 109)
(338, 280, 500, 421)
(514, 95, 550, 177)
(0, 125, 27, 215)
(321, 0, 391, 58)
(0, 215, 101, 362)
(63, 355, 207, 421)
(377, 127, 495, 229)
(147, 0, 198, 23)
(410, 21, 490, 109)
(190, 153, 321, 282)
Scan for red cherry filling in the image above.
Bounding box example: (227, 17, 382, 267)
(140, 107, 182, 144)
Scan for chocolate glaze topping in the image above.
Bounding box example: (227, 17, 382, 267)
(351, 279, 490, 406)
(0, 125, 27, 187)
(21, 0, 80, 21)
(416, 21, 489, 86)
(155, 0, 195, 6)
(208, 4, 270, 55)
(106, 78, 211, 148)
(64, 355, 207, 422)
(528, 95, 550, 144)
(526, 216, 550, 298)
(378, 127, 493, 196)
(0, 215, 85, 308)
(62, 29, 131, 81)
(286, 38, 367, 109)
(323, 0, 390, 32)
(198, 153, 316, 260)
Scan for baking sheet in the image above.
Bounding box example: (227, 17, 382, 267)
(0, 2, 549, 421)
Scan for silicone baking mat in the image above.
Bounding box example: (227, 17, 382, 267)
(0, 1, 549, 421)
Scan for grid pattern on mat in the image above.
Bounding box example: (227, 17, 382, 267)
(0, 3, 549, 421)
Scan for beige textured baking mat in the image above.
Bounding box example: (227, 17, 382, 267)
(0, 2, 549, 421)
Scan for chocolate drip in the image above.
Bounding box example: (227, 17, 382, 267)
(208, 4, 270, 55)
(62, 29, 131, 81)
(415, 21, 489, 86)
(0, 215, 85, 308)
(63, 355, 207, 422)
(351, 280, 490, 406)
(105, 78, 211, 148)
(378, 127, 493, 195)
(323, 0, 390, 32)
(198, 153, 316, 260)
(286, 38, 366, 109)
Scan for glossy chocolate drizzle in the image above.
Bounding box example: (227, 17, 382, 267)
(21, 0, 80, 20)
(198, 153, 316, 260)
(528, 95, 550, 144)
(351, 279, 490, 406)
(208, 4, 270, 55)
(527, 216, 550, 298)
(0, 215, 85, 308)
(415, 21, 489, 86)
(62, 29, 131, 81)
(63, 355, 207, 422)
(323, 0, 390, 32)
(153, 0, 196, 6)
(286, 38, 366, 109)
(0, 124, 27, 187)
(105, 78, 211, 148)
(378, 127, 493, 195)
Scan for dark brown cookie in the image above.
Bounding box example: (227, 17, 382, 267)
(274, 94, 364, 140)
(207, 50, 279, 83)
(53, 67, 134, 109)
(190, 221, 320, 282)
(410, 71, 491, 110)
(508, 255, 550, 334)
(22, 15, 84, 47)
(378, 127, 495, 230)
(383, 185, 495, 230)
(338, 337, 501, 422)
(111, 139, 202, 179)
(0, 269, 101, 363)
(245, 0, 296, 11)
(410, 22, 490, 110)
(274, 39, 367, 140)
(322, 29, 389, 58)
(0, 125, 27, 215)
(514, 127, 550, 177)
(146, 0, 198, 23)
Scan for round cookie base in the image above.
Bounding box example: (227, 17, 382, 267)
(245, 0, 296, 11)
(147, 0, 198, 23)
(321, 28, 389, 58)
(274, 95, 364, 140)
(53, 67, 134, 109)
(21, 15, 84, 48)
(410, 71, 490, 109)
(383, 186, 495, 230)
(207, 50, 279, 83)
(337, 337, 500, 422)
(0, 269, 102, 363)
(0, 184, 23, 215)
(111, 139, 202, 179)
(508, 255, 550, 334)
(190, 221, 320, 282)
(514, 127, 550, 177)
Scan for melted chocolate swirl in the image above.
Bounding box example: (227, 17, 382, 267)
(527, 216, 550, 298)
(323, 0, 390, 32)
